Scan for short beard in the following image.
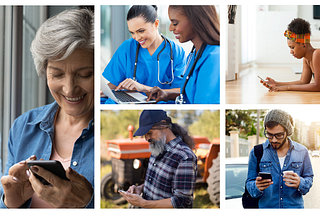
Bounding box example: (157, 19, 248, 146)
(148, 132, 166, 156)
(271, 136, 287, 150)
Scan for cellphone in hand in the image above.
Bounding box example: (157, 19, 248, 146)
(118, 190, 126, 193)
(27, 160, 69, 185)
(257, 76, 270, 86)
(258, 172, 273, 181)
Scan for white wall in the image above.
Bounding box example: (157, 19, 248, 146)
(237, 5, 320, 68)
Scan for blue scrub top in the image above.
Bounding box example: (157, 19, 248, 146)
(102, 37, 186, 90)
(182, 45, 220, 104)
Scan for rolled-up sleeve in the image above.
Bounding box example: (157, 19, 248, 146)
(171, 158, 197, 208)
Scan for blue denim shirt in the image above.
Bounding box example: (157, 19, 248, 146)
(246, 139, 313, 208)
(0, 102, 94, 208)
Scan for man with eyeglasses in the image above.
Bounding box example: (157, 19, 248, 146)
(246, 109, 313, 208)
(118, 110, 197, 208)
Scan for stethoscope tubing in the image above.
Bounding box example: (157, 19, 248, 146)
(133, 34, 174, 84)
(176, 43, 207, 104)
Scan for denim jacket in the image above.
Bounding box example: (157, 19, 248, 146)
(246, 139, 313, 208)
(0, 102, 94, 208)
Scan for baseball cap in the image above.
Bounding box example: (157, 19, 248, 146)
(133, 110, 168, 137)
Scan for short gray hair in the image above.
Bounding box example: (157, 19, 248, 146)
(30, 8, 94, 79)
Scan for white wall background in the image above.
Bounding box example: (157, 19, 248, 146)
(234, 5, 320, 70)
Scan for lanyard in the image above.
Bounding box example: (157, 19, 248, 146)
(175, 43, 207, 104)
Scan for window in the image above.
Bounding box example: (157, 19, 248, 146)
(0, 5, 83, 175)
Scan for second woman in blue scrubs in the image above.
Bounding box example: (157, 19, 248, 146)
(102, 5, 185, 103)
(147, 5, 220, 104)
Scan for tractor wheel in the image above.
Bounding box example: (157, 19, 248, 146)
(100, 172, 127, 205)
(206, 152, 220, 207)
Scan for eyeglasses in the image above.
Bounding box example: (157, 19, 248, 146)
(264, 130, 286, 139)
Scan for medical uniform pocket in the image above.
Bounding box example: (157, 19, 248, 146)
(291, 162, 303, 174)
(259, 161, 273, 173)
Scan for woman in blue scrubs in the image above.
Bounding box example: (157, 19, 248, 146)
(147, 5, 220, 104)
(101, 5, 185, 103)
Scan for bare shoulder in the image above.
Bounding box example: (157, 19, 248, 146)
(313, 49, 320, 59)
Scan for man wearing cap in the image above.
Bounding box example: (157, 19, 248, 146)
(119, 110, 197, 208)
(246, 109, 313, 208)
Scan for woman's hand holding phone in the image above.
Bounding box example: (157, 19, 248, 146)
(0, 155, 37, 208)
(258, 76, 277, 91)
(28, 165, 93, 208)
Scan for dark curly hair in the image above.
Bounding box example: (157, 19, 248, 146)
(153, 117, 195, 150)
(287, 18, 311, 35)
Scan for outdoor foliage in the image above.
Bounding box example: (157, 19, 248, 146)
(101, 110, 220, 142)
(225, 109, 268, 139)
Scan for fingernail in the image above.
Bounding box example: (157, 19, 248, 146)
(26, 170, 31, 177)
(13, 177, 18, 181)
(19, 160, 26, 164)
(31, 166, 38, 173)
(30, 155, 36, 160)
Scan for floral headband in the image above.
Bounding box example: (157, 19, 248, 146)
(284, 30, 310, 43)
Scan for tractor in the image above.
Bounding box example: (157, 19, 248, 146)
(100, 125, 220, 206)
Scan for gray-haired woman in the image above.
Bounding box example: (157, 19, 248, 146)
(0, 8, 94, 208)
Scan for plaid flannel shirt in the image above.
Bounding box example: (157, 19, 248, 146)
(142, 136, 197, 208)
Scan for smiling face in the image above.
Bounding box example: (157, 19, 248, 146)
(127, 16, 159, 49)
(287, 39, 306, 59)
(46, 48, 94, 118)
(168, 7, 196, 43)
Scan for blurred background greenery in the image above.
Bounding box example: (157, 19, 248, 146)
(101, 110, 220, 142)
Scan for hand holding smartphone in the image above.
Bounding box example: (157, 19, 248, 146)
(118, 190, 127, 194)
(27, 160, 69, 185)
(258, 172, 273, 181)
(257, 76, 270, 87)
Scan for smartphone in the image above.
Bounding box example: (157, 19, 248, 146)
(257, 76, 270, 86)
(118, 190, 126, 193)
(258, 172, 273, 181)
(27, 160, 69, 185)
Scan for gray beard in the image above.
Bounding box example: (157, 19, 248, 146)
(148, 132, 166, 156)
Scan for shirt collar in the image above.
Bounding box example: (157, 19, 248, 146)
(154, 136, 182, 159)
(27, 101, 94, 130)
(27, 102, 59, 129)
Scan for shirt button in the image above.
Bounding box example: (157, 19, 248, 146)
(73, 161, 78, 166)
(154, 163, 156, 166)
(281, 198, 283, 200)
(82, 135, 86, 139)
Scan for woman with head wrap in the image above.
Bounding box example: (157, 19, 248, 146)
(260, 18, 320, 92)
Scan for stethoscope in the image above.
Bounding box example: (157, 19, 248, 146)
(175, 43, 207, 104)
(133, 34, 174, 84)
